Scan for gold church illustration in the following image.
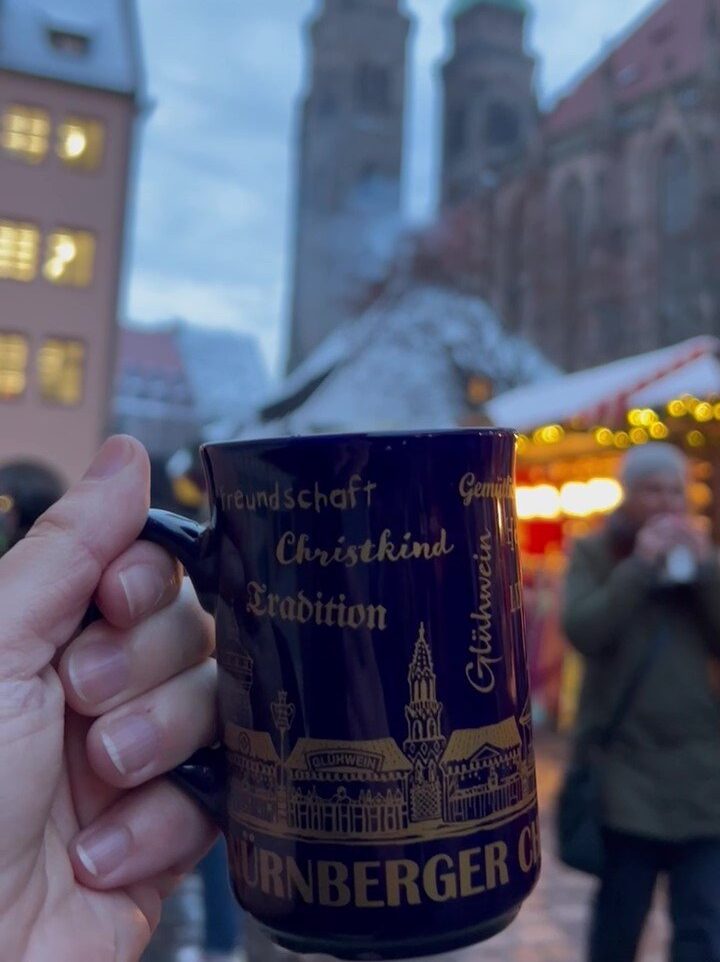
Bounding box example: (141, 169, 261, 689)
(225, 624, 536, 843)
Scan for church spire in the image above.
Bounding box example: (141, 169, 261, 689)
(409, 622, 435, 679)
(404, 623, 446, 822)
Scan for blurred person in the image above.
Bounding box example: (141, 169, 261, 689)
(0, 460, 65, 553)
(0, 436, 218, 962)
(563, 443, 720, 962)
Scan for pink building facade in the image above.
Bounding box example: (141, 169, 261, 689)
(0, 1, 144, 484)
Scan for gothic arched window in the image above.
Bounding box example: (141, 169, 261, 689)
(486, 102, 520, 149)
(659, 138, 698, 341)
(504, 196, 527, 332)
(557, 176, 586, 366)
(356, 63, 390, 115)
(446, 104, 467, 159)
(659, 138, 695, 236)
(561, 177, 586, 267)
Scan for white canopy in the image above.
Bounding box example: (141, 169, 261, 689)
(487, 336, 720, 431)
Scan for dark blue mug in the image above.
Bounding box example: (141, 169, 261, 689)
(143, 429, 540, 960)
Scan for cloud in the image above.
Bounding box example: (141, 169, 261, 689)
(129, 0, 659, 373)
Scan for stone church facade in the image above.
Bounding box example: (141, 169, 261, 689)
(447, 0, 720, 372)
(289, 0, 720, 376)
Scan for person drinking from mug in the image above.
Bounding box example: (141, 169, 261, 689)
(563, 443, 720, 962)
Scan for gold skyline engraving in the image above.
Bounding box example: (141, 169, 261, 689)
(226, 624, 536, 846)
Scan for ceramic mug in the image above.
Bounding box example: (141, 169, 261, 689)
(143, 429, 540, 960)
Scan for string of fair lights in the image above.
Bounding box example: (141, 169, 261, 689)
(514, 395, 719, 522)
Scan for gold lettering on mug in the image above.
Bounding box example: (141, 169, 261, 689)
(423, 854, 457, 902)
(259, 849, 285, 899)
(287, 856, 314, 903)
(220, 477, 378, 515)
(518, 818, 541, 874)
(317, 861, 352, 907)
(275, 528, 454, 569)
(466, 532, 501, 694)
(246, 583, 388, 632)
(353, 861, 385, 909)
(228, 836, 523, 908)
(385, 860, 422, 907)
(458, 847, 486, 897)
(458, 474, 514, 507)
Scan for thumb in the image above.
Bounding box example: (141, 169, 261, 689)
(0, 436, 151, 681)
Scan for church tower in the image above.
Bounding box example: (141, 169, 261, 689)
(441, 0, 537, 208)
(404, 623, 446, 822)
(286, 0, 411, 373)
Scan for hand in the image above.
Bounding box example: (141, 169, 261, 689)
(0, 436, 217, 962)
(635, 515, 676, 564)
(669, 516, 714, 564)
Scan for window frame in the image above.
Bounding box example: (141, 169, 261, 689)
(0, 218, 41, 283)
(37, 336, 87, 407)
(0, 331, 30, 402)
(1, 104, 50, 165)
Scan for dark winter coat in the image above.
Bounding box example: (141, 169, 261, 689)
(563, 524, 720, 841)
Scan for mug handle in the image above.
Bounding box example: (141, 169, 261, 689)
(140, 509, 228, 831)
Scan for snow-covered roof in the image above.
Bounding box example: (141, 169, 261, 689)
(487, 336, 720, 431)
(115, 321, 271, 441)
(175, 326, 270, 433)
(248, 285, 556, 437)
(0, 0, 144, 98)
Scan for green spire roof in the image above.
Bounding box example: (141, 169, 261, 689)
(451, 0, 528, 17)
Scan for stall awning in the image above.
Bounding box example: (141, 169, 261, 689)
(488, 336, 720, 432)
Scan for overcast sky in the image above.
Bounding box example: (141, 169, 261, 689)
(128, 0, 654, 374)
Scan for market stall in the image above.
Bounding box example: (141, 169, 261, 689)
(485, 335, 720, 727)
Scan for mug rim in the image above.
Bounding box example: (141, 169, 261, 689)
(201, 427, 518, 455)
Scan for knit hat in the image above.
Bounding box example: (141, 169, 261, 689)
(620, 442, 688, 491)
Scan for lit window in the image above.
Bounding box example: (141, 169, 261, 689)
(43, 230, 95, 286)
(56, 117, 104, 170)
(0, 220, 40, 282)
(37, 339, 85, 405)
(0, 333, 28, 399)
(1, 105, 50, 163)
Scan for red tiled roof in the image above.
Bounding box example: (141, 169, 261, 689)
(118, 328, 185, 376)
(544, 0, 716, 138)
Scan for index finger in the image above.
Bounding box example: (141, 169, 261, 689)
(0, 436, 151, 680)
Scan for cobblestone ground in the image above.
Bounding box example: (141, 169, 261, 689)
(460, 733, 669, 962)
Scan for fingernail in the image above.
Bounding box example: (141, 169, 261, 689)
(84, 436, 135, 481)
(75, 824, 132, 878)
(118, 563, 170, 621)
(100, 714, 160, 776)
(68, 641, 129, 704)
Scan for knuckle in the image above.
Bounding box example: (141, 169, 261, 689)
(30, 509, 105, 588)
